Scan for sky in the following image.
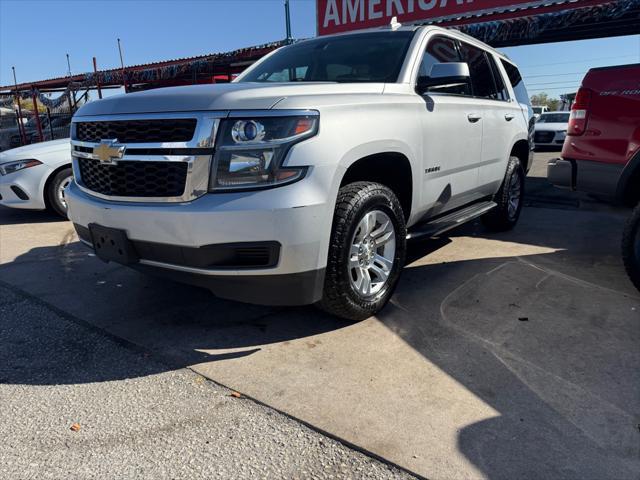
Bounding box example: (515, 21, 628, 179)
(1, 0, 639, 99)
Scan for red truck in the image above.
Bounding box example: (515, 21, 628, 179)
(547, 63, 640, 290)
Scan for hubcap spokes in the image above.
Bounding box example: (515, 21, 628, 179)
(349, 210, 396, 298)
(507, 173, 522, 219)
(58, 176, 73, 209)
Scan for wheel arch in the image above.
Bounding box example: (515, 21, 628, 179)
(510, 139, 532, 173)
(339, 151, 414, 221)
(616, 148, 640, 206)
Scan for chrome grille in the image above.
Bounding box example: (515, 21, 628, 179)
(71, 112, 221, 202)
(534, 131, 555, 143)
(78, 158, 188, 198)
(75, 119, 196, 143)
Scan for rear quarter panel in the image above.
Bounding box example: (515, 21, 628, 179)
(562, 64, 640, 166)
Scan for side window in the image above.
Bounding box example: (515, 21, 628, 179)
(458, 42, 499, 100)
(418, 36, 471, 96)
(487, 54, 509, 101)
(501, 60, 530, 107)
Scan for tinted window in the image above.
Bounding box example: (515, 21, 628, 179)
(240, 32, 415, 83)
(501, 60, 530, 106)
(458, 42, 499, 99)
(418, 36, 471, 96)
(537, 113, 570, 123)
(487, 54, 509, 100)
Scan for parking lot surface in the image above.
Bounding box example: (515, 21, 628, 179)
(1, 152, 639, 479)
(0, 284, 415, 479)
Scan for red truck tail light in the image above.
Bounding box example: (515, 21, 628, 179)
(568, 87, 591, 136)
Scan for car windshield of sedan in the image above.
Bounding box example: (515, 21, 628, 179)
(238, 31, 416, 84)
(537, 113, 570, 123)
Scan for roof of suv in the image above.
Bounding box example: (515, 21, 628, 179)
(312, 24, 510, 62)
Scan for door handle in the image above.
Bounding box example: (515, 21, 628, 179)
(505, 113, 516, 121)
(467, 113, 482, 123)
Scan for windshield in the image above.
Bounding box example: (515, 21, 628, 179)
(538, 113, 570, 123)
(239, 31, 415, 84)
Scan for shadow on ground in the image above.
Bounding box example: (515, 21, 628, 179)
(0, 206, 65, 226)
(1, 188, 638, 479)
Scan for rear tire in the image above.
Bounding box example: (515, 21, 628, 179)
(483, 156, 525, 231)
(317, 182, 407, 321)
(622, 204, 640, 292)
(46, 167, 73, 219)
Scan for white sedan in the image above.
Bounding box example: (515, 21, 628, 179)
(534, 112, 570, 148)
(0, 138, 72, 217)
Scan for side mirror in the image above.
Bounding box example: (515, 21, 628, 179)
(417, 62, 470, 94)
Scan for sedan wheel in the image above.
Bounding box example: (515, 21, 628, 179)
(47, 166, 74, 218)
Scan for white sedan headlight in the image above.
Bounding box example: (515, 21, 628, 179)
(0, 159, 42, 176)
(209, 112, 318, 191)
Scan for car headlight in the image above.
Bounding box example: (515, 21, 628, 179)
(209, 113, 318, 191)
(0, 159, 42, 176)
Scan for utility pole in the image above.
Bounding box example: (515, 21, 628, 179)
(284, 0, 292, 43)
(117, 38, 128, 93)
(66, 53, 72, 77)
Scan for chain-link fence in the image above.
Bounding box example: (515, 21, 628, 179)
(0, 89, 89, 153)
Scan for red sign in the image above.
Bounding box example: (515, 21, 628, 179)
(317, 0, 550, 35)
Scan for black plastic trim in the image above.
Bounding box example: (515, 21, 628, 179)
(74, 223, 281, 269)
(133, 264, 326, 306)
(10, 185, 29, 200)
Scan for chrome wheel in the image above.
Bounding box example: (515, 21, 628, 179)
(507, 171, 522, 220)
(348, 210, 396, 298)
(57, 175, 73, 210)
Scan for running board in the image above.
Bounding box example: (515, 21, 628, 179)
(406, 201, 497, 240)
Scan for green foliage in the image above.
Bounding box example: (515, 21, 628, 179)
(530, 92, 560, 111)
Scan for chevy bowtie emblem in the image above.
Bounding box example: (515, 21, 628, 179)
(92, 139, 126, 164)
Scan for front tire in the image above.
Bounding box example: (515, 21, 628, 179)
(483, 156, 525, 231)
(46, 167, 73, 218)
(317, 182, 407, 321)
(622, 204, 640, 292)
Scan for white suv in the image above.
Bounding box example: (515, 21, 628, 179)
(66, 25, 533, 320)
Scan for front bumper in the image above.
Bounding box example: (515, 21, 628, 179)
(534, 130, 566, 147)
(65, 174, 334, 305)
(0, 164, 49, 210)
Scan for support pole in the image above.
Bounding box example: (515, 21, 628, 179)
(31, 88, 44, 143)
(284, 0, 292, 43)
(46, 107, 54, 139)
(93, 57, 103, 99)
(118, 38, 128, 93)
(12, 67, 27, 146)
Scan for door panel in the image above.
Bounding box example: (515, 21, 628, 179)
(457, 42, 520, 196)
(477, 100, 522, 194)
(419, 94, 483, 216)
(417, 35, 483, 217)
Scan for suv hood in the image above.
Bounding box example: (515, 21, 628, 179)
(76, 82, 386, 116)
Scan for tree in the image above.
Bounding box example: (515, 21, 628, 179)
(530, 92, 560, 111)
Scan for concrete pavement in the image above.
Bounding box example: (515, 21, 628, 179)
(1, 153, 638, 479)
(0, 283, 416, 479)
